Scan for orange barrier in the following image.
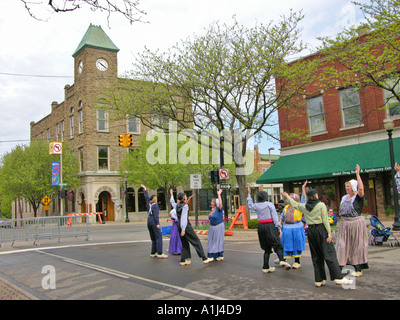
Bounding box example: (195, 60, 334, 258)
(166, 219, 208, 223)
(194, 230, 233, 236)
(67, 212, 103, 225)
(229, 206, 248, 229)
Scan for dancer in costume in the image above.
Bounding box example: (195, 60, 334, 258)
(281, 189, 353, 287)
(207, 189, 225, 261)
(176, 192, 213, 266)
(247, 187, 290, 273)
(168, 189, 182, 255)
(280, 193, 305, 269)
(142, 185, 167, 259)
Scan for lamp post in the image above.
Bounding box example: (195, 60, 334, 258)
(124, 177, 130, 223)
(268, 147, 275, 202)
(383, 119, 400, 231)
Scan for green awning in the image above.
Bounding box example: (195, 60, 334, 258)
(256, 138, 400, 184)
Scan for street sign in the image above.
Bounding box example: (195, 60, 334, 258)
(43, 205, 50, 211)
(219, 168, 229, 180)
(49, 142, 63, 155)
(42, 196, 51, 205)
(219, 183, 231, 190)
(190, 174, 202, 189)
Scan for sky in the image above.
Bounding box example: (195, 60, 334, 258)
(0, 0, 365, 159)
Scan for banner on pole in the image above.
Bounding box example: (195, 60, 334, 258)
(52, 161, 60, 186)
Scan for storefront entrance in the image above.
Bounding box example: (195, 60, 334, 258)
(96, 191, 114, 222)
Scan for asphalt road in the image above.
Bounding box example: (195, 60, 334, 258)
(0, 222, 400, 305)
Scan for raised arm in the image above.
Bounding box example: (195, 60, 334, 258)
(170, 189, 176, 209)
(355, 164, 364, 198)
(217, 189, 223, 209)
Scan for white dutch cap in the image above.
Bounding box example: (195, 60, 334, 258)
(349, 179, 358, 192)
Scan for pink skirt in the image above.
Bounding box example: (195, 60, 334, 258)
(335, 216, 368, 267)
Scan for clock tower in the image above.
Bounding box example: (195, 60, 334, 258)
(72, 24, 119, 84)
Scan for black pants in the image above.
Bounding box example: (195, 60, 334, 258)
(178, 223, 206, 262)
(307, 224, 342, 282)
(147, 218, 163, 254)
(258, 223, 284, 269)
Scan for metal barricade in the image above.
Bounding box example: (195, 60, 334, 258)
(0, 216, 92, 247)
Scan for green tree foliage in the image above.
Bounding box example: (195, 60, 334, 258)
(0, 140, 80, 217)
(106, 12, 317, 211)
(120, 134, 239, 209)
(317, 0, 400, 111)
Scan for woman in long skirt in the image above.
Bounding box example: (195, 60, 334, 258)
(207, 189, 225, 261)
(336, 164, 368, 277)
(168, 189, 182, 255)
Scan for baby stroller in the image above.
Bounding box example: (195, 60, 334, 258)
(369, 215, 400, 247)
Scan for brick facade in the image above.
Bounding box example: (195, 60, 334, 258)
(29, 25, 152, 221)
(275, 51, 400, 216)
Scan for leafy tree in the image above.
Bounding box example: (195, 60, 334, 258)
(317, 0, 400, 112)
(121, 133, 240, 211)
(105, 13, 317, 216)
(0, 140, 80, 217)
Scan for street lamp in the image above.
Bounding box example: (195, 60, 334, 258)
(268, 147, 275, 203)
(383, 119, 400, 231)
(124, 177, 130, 223)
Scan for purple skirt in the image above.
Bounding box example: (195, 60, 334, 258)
(169, 221, 182, 254)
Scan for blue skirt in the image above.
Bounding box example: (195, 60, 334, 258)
(207, 222, 225, 259)
(168, 221, 182, 254)
(281, 222, 305, 259)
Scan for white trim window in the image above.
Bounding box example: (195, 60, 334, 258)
(97, 109, 108, 132)
(340, 87, 362, 128)
(307, 95, 326, 134)
(78, 110, 84, 134)
(98, 146, 109, 170)
(127, 116, 140, 134)
(78, 147, 84, 172)
(70, 115, 74, 139)
(61, 120, 64, 142)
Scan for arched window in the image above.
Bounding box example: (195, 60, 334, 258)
(157, 188, 167, 211)
(127, 187, 136, 212)
(138, 187, 146, 212)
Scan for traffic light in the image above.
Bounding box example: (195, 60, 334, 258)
(59, 189, 68, 198)
(208, 169, 219, 184)
(126, 134, 133, 147)
(119, 133, 127, 147)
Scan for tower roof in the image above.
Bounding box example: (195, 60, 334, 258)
(72, 24, 119, 57)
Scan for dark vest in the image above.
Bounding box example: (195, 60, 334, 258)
(176, 202, 189, 228)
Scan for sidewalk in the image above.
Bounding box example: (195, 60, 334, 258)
(0, 276, 38, 300)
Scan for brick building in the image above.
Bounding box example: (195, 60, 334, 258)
(257, 50, 400, 217)
(253, 145, 282, 204)
(29, 24, 162, 221)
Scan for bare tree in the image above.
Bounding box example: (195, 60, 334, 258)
(21, 0, 147, 25)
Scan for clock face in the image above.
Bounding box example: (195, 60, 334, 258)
(96, 58, 108, 71)
(78, 61, 83, 73)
